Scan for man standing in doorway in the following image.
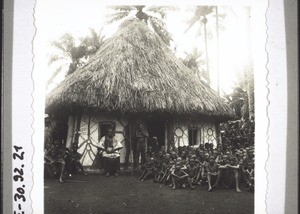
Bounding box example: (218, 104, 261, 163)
(134, 123, 149, 170)
(124, 124, 134, 170)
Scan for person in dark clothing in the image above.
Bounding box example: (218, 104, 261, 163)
(134, 123, 149, 170)
(65, 143, 87, 176)
(124, 124, 136, 170)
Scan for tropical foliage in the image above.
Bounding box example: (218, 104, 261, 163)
(222, 65, 254, 122)
(186, 6, 228, 88)
(106, 5, 176, 46)
(47, 29, 105, 87)
(46, 20, 234, 119)
(180, 48, 208, 82)
(223, 87, 248, 120)
(186, 6, 215, 85)
(186, 6, 215, 32)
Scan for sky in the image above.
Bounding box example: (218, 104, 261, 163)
(34, 0, 263, 95)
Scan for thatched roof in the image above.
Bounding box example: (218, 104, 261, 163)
(46, 19, 234, 120)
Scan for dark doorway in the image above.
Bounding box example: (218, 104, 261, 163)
(98, 121, 116, 141)
(146, 117, 165, 147)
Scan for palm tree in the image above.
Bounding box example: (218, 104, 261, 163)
(106, 5, 176, 46)
(223, 87, 248, 119)
(47, 33, 79, 87)
(181, 48, 207, 81)
(47, 29, 105, 88)
(186, 6, 214, 85)
(80, 28, 105, 58)
(214, 6, 230, 94)
(215, 6, 220, 95)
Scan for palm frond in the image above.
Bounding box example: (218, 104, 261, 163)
(89, 28, 105, 49)
(107, 6, 133, 12)
(46, 65, 64, 87)
(51, 34, 76, 59)
(185, 6, 216, 35)
(70, 45, 87, 62)
(196, 6, 214, 16)
(146, 6, 178, 19)
(133, 5, 145, 11)
(105, 11, 131, 24)
(59, 33, 75, 50)
(48, 55, 66, 66)
(185, 12, 201, 33)
(46, 20, 234, 119)
(51, 41, 68, 54)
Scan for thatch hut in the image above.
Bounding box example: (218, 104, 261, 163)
(46, 19, 234, 166)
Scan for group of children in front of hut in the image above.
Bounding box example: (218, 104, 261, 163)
(44, 141, 87, 182)
(137, 142, 254, 193)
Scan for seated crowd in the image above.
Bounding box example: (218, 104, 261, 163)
(44, 120, 254, 191)
(44, 141, 87, 182)
(44, 139, 254, 191)
(137, 142, 254, 193)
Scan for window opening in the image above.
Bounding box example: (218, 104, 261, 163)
(188, 129, 198, 146)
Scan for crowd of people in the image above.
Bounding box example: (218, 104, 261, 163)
(137, 140, 254, 193)
(44, 115, 87, 182)
(44, 119, 254, 192)
(137, 119, 255, 193)
(44, 140, 88, 182)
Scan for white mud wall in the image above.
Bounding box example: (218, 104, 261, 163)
(76, 114, 128, 166)
(173, 120, 217, 148)
(69, 113, 218, 166)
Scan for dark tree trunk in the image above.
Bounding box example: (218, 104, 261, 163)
(202, 16, 211, 85)
(215, 6, 220, 95)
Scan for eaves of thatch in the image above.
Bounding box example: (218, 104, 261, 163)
(46, 19, 235, 121)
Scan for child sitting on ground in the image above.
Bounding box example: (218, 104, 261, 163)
(44, 141, 66, 183)
(197, 152, 211, 185)
(138, 157, 156, 181)
(205, 156, 223, 192)
(242, 161, 254, 192)
(153, 151, 164, 182)
(65, 143, 87, 176)
(194, 150, 206, 185)
(171, 159, 196, 190)
(186, 156, 199, 186)
(216, 154, 231, 189)
(154, 153, 170, 183)
(162, 158, 176, 185)
(224, 155, 242, 193)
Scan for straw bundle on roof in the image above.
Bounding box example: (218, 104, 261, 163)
(46, 19, 234, 120)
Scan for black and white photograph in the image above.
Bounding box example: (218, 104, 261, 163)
(33, 2, 269, 213)
(9, 0, 299, 213)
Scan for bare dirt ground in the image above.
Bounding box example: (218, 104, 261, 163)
(44, 173, 254, 214)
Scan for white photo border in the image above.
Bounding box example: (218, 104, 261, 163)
(3, 0, 295, 213)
